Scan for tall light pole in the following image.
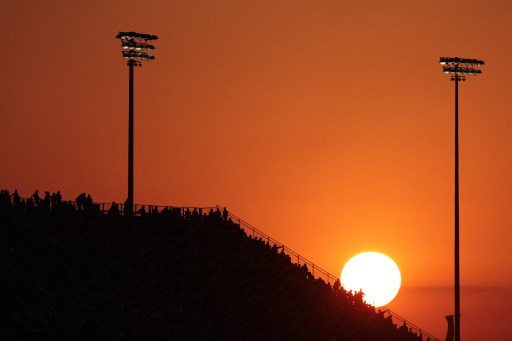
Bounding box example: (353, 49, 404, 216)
(116, 31, 158, 215)
(439, 56, 484, 341)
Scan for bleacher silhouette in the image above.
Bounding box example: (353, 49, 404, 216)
(0, 189, 439, 340)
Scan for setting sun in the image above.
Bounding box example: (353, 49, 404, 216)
(341, 252, 401, 307)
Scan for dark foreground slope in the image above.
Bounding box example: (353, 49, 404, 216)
(1, 204, 421, 340)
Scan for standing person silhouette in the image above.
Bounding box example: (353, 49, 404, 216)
(31, 190, 40, 206)
(11, 190, 21, 208)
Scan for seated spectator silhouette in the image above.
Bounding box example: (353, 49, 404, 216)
(42, 191, 51, 208)
(56, 191, 62, 206)
(76, 193, 86, 210)
(137, 205, 147, 216)
(0, 190, 8, 208)
(124, 198, 133, 215)
(51, 192, 57, 208)
(25, 198, 35, 212)
(85, 194, 93, 210)
(333, 279, 341, 294)
(398, 321, 408, 335)
(108, 202, 120, 216)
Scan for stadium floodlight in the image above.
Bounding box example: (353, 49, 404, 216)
(116, 31, 158, 66)
(440, 57, 484, 78)
(115, 31, 158, 215)
(439, 56, 484, 341)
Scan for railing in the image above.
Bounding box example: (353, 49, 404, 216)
(217, 205, 339, 285)
(380, 307, 440, 341)
(4, 195, 440, 340)
(95, 201, 218, 217)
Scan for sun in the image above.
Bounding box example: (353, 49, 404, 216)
(340, 252, 401, 307)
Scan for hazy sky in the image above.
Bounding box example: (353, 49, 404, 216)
(1, 1, 511, 339)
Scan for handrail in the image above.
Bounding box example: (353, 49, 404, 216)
(96, 202, 218, 216)
(216, 205, 339, 285)
(380, 307, 440, 341)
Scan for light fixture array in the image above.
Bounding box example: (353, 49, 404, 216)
(116, 31, 158, 66)
(440, 57, 485, 80)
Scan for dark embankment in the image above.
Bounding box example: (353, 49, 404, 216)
(1, 200, 422, 340)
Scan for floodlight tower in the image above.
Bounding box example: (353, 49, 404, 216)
(116, 31, 158, 215)
(439, 56, 484, 341)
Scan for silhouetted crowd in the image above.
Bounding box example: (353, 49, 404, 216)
(1, 189, 432, 340)
(0, 189, 97, 215)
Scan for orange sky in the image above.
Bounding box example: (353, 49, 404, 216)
(1, 1, 511, 339)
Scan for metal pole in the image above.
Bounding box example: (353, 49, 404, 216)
(127, 60, 134, 215)
(454, 73, 460, 341)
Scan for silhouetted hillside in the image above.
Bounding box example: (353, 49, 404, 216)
(0, 191, 426, 340)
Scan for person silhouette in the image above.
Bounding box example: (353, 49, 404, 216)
(85, 194, 93, 210)
(51, 193, 57, 208)
(76, 193, 86, 210)
(31, 190, 40, 206)
(11, 190, 21, 208)
(108, 202, 120, 216)
(43, 191, 51, 208)
(56, 191, 62, 206)
(124, 198, 133, 215)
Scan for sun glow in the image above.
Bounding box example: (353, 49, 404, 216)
(341, 252, 401, 307)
